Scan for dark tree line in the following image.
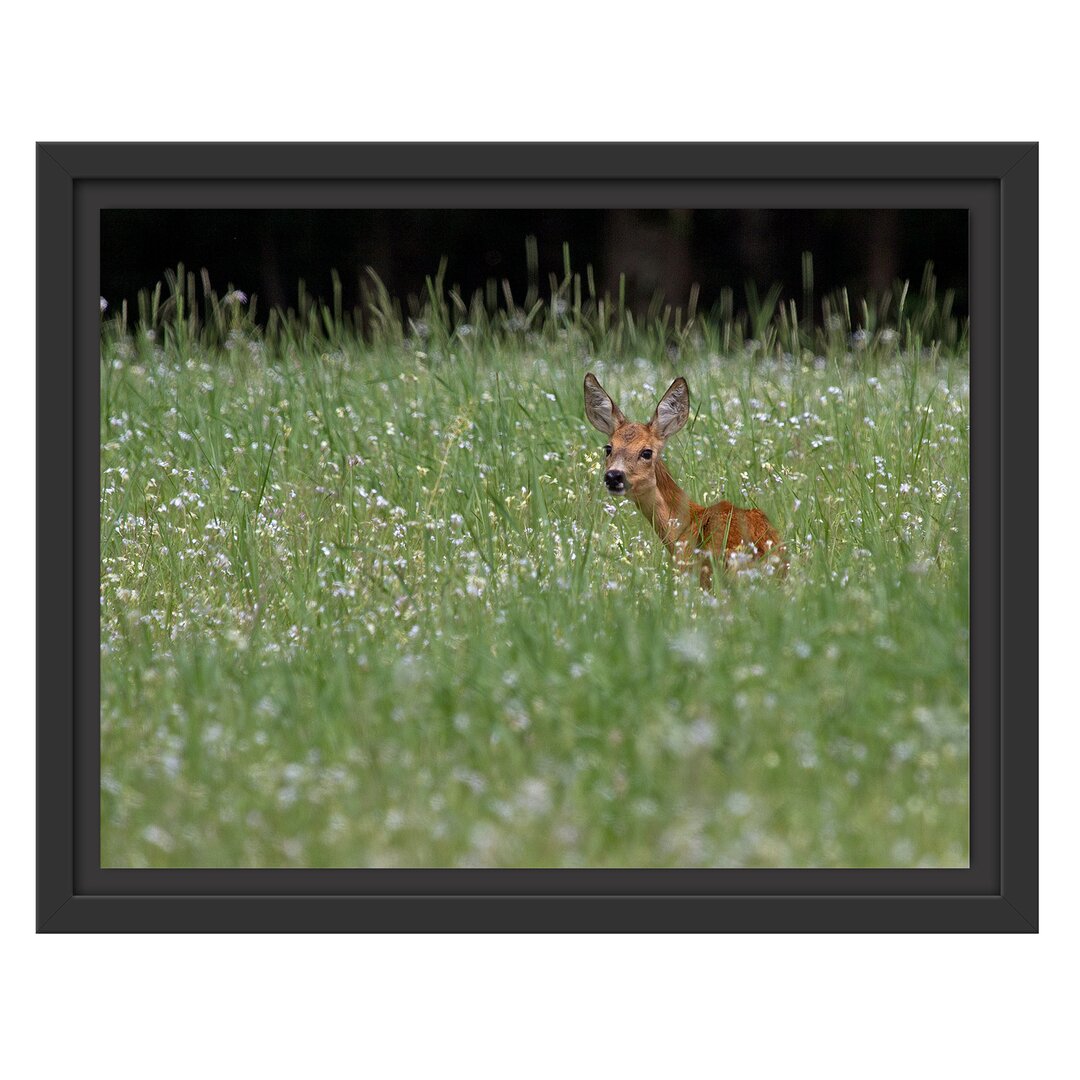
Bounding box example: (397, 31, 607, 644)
(101, 209, 967, 323)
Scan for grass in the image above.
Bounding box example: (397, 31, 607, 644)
(99, 256, 969, 868)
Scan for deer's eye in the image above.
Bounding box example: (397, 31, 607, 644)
(640, 448, 653, 460)
(603, 445, 612, 456)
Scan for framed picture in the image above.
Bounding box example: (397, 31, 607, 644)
(38, 142, 1037, 931)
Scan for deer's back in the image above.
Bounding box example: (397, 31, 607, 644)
(698, 500, 783, 559)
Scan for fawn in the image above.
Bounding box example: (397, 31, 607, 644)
(584, 373, 786, 588)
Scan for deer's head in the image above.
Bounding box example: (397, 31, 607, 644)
(583, 373, 690, 499)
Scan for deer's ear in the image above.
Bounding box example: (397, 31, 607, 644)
(583, 373, 626, 435)
(651, 377, 690, 439)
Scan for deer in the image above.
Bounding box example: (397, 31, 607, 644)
(584, 373, 786, 589)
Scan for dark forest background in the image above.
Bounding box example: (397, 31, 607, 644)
(101, 209, 967, 323)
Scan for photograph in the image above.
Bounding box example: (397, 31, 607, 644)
(10, 0, 1059, 1065)
(98, 206, 971, 870)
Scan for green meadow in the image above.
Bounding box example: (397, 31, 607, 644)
(100, 260, 969, 867)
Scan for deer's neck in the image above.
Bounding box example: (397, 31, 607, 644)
(632, 457, 701, 553)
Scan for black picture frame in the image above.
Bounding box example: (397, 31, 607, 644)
(37, 142, 1037, 933)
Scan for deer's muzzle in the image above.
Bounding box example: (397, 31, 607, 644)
(604, 469, 626, 493)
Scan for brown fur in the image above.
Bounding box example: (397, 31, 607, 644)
(585, 373, 786, 588)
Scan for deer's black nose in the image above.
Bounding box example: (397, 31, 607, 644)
(605, 469, 626, 491)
